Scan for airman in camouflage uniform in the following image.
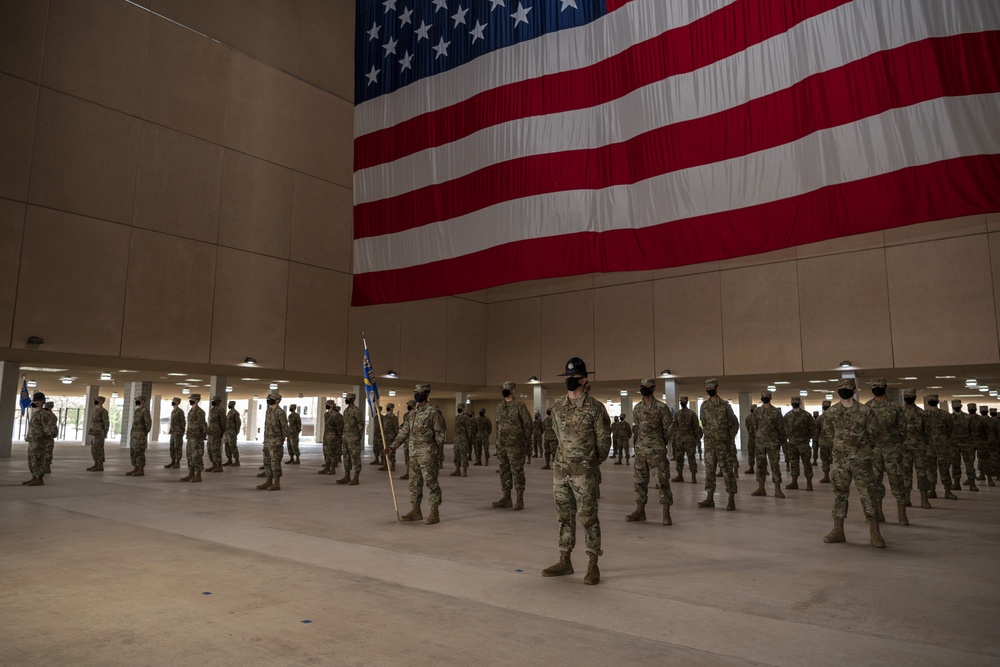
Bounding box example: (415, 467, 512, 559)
(181, 394, 207, 483)
(86, 395, 110, 472)
(126, 395, 152, 477)
(23, 392, 56, 485)
(923, 395, 956, 500)
(626, 378, 674, 524)
(256, 390, 288, 491)
(206, 396, 226, 473)
(493, 381, 533, 510)
(337, 393, 364, 485)
(613, 416, 632, 465)
(542, 357, 610, 586)
(865, 378, 908, 525)
(821, 378, 885, 548)
(321, 402, 343, 475)
(451, 406, 473, 477)
(698, 379, 739, 510)
(750, 389, 786, 498)
(165, 397, 185, 469)
(224, 400, 241, 466)
(949, 399, 973, 490)
(743, 405, 756, 475)
(815, 401, 833, 483)
(474, 408, 491, 465)
(390, 384, 446, 524)
(671, 396, 701, 483)
(542, 408, 557, 470)
(784, 398, 815, 491)
(43, 401, 57, 473)
(989, 407, 1000, 486)
(974, 404, 994, 485)
(370, 406, 386, 468)
(900, 388, 932, 508)
(399, 400, 416, 479)
(285, 404, 302, 465)
(532, 411, 544, 460)
(379, 403, 399, 472)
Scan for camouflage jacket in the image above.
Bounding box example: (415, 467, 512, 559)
(901, 404, 927, 450)
(533, 418, 544, 437)
(815, 410, 833, 447)
(631, 397, 672, 455)
(392, 403, 446, 454)
(822, 400, 876, 459)
(186, 405, 207, 439)
(551, 392, 611, 470)
(542, 415, 557, 440)
(89, 406, 110, 437)
(169, 406, 186, 435)
(342, 403, 364, 442)
(495, 398, 532, 449)
(970, 413, 989, 447)
(923, 408, 953, 449)
(864, 398, 904, 449)
(454, 412, 473, 444)
(784, 409, 815, 445)
(700, 396, 739, 446)
(467, 415, 478, 440)
(287, 411, 301, 435)
(612, 420, 632, 445)
(950, 411, 972, 448)
(226, 408, 241, 435)
(671, 407, 702, 443)
(474, 414, 492, 439)
(324, 410, 344, 443)
(131, 406, 152, 437)
(743, 412, 756, 445)
(27, 408, 58, 445)
(208, 405, 225, 437)
(381, 412, 399, 446)
(751, 403, 786, 448)
(263, 405, 288, 446)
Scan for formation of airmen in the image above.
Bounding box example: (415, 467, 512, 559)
(20, 367, 1000, 582)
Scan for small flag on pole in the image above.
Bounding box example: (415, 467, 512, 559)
(19, 375, 31, 416)
(363, 343, 379, 406)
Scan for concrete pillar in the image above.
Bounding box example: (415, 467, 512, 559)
(621, 390, 634, 425)
(738, 392, 751, 452)
(315, 397, 325, 443)
(662, 379, 677, 413)
(82, 385, 99, 448)
(120, 381, 153, 447)
(210, 376, 227, 408)
(246, 398, 258, 442)
(0, 361, 21, 458)
(532, 385, 546, 418)
(150, 394, 161, 442)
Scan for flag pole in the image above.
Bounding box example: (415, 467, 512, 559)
(364, 335, 400, 522)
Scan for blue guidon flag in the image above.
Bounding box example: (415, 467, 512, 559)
(352, 0, 1000, 306)
(363, 341, 380, 406)
(19, 375, 31, 416)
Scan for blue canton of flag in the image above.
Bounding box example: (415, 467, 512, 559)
(355, 0, 607, 104)
(363, 345, 380, 404)
(19, 375, 31, 416)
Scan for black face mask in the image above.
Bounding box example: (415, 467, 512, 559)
(212, 401, 220, 407)
(565, 377, 581, 392)
(94, 400, 100, 405)
(408, 406, 414, 412)
(135, 400, 141, 406)
(172, 402, 178, 407)
(345, 398, 353, 404)
(266, 398, 276, 406)
(838, 389, 854, 400)
(928, 400, 939, 407)
(872, 387, 886, 397)
(189, 400, 196, 405)
(791, 403, 800, 409)
(968, 407, 976, 414)
(761, 397, 771, 404)
(414, 392, 428, 403)
(680, 402, 688, 409)
(501, 389, 511, 398)
(639, 387, 653, 397)
(706, 389, 716, 397)
(904, 397, 916, 405)
(822, 405, 829, 411)
(31, 402, 40, 409)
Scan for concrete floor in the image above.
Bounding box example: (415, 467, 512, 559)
(1, 442, 998, 667)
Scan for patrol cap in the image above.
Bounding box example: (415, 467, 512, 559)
(406, 399, 416, 407)
(211, 395, 221, 402)
(559, 357, 593, 376)
(228, 400, 236, 408)
(44, 401, 54, 409)
(968, 402, 977, 409)
(980, 405, 989, 413)
(837, 378, 856, 390)
(679, 396, 689, 402)
(136, 395, 147, 402)
(640, 378, 656, 389)
(869, 378, 887, 387)
(345, 392, 356, 400)
(325, 399, 335, 407)
(705, 378, 719, 389)
(821, 400, 831, 407)
(903, 388, 916, 398)
(415, 384, 430, 393)
(386, 402, 395, 410)
(760, 389, 772, 398)
(951, 399, 962, 407)
(290, 404, 297, 410)
(502, 381, 516, 391)
(925, 394, 938, 401)
(991, 408, 997, 415)
(267, 390, 281, 401)
(172, 396, 181, 403)
(190, 393, 201, 401)
(97, 396, 106, 403)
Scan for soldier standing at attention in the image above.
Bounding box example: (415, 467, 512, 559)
(389, 384, 446, 524)
(974, 404, 993, 485)
(698, 379, 739, 510)
(399, 400, 416, 479)
(320, 401, 340, 475)
(379, 403, 399, 472)
(493, 381, 533, 510)
(866, 378, 908, 525)
(950, 400, 974, 491)
(610, 416, 619, 461)
(614, 415, 633, 466)
(181, 394, 207, 483)
(900, 389, 931, 508)
(532, 411, 544, 461)
(542, 408, 557, 470)
(923, 395, 956, 500)
(542, 357, 610, 585)
(257, 390, 288, 491)
(286, 404, 302, 465)
(23, 392, 57, 486)
(822, 378, 884, 547)
(43, 401, 58, 473)
(750, 389, 787, 498)
(815, 401, 833, 483)
(165, 397, 185, 469)
(370, 406, 385, 468)
(224, 400, 241, 466)
(206, 396, 226, 473)
(671, 396, 701, 483)
(784, 397, 815, 491)
(126, 395, 152, 477)
(626, 378, 674, 525)
(743, 405, 756, 475)
(476, 408, 493, 465)
(337, 393, 364, 486)
(87, 395, 109, 472)
(451, 406, 472, 477)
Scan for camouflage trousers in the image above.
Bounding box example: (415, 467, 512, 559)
(27, 441, 46, 477)
(207, 434, 222, 467)
(45, 438, 55, 466)
(788, 441, 813, 479)
(957, 447, 976, 481)
(262, 440, 284, 479)
(746, 438, 756, 465)
(373, 433, 384, 463)
(991, 442, 1000, 478)
(543, 437, 557, 463)
(322, 437, 341, 468)
(88, 434, 105, 465)
(532, 433, 542, 458)
(871, 445, 906, 504)
(223, 431, 238, 461)
(129, 436, 148, 467)
(819, 445, 832, 473)
(453, 438, 470, 470)
(755, 444, 781, 484)
(634, 450, 672, 507)
(554, 465, 602, 557)
(976, 445, 992, 477)
(674, 437, 697, 474)
(409, 448, 442, 507)
(286, 433, 300, 458)
(925, 447, 953, 493)
(498, 445, 526, 492)
(343, 437, 362, 473)
(950, 445, 964, 481)
(169, 432, 184, 462)
(900, 447, 931, 493)
(186, 437, 205, 473)
(831, 450, 877, 520)
(616, 438, 630, 461)
(472, 436, 484, 463)
(705, 442, 737, 494)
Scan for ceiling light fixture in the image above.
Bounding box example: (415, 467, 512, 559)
(26, 335, 44, 345)
(100, 372, 112, 381)
(773, 381, 790, 385)
(244, 357, 257, 365)
(269, 383, 278, 390)
(60, 377, 73, 385)
(660, 369, 671, 377)
(26, 380, 36, 388)
(839, 360, 851, 368)
(387, 370, 398, 378)
(799, 390, 809, 397)
(767, 385, 777, 392)
(527, 376, 539, 383)
(225, 386, 233, 393)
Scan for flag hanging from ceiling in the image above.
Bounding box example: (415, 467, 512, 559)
(353, 0, 1000, 306)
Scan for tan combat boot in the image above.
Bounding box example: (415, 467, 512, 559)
(897, 502, 909, 526)
(256, 477, 272, 490)
(268, 479, 281, 491)
(171, 460, 181, 469)
(726, 492, 736, 511)
(180, 469, 193, 482)
(492, 491, 513, 508)
(672, 473, 683, 483)
(820, 471, 830, 483)
(125, 466, 138, 476)
(868, 519, 886, 548)
(25, 477, 44, 486)
(774, 483, 785, 499)
(920, 489, 932, 509)
(257, 471, 267, 478)
(400, 504, 423, 522)
(378, 463, 388, 471)
(449, 466, 461, 477)
(191, 471, 202, 483)
(348, 471, 360, 486)
(697, 494, 715, 508)
(425, 506, 440, 525)
(461, 467, 468, 477)
(513, 490, 524, 510)
(132, 466, 144, 477)
(91, 464, 103, 472)
(823, 517, 846, 543)
(542, 551, 573, 577)
(335, 470, 352, 484)
(164, 460, 174, 469)
(662, 505, 672, 525)
(625, 504, 646, 521)
(583, 554, 600, 585)
(786, 477, 799, 490)
(944, 486, 958, 500)
(751, 482, 766, 496)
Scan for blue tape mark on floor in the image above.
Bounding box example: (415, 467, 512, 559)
(301, 620, 312, 624)
(202, 592, 212, 595)
(515, 569, 524, 573)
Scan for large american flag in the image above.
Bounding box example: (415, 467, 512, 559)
(352, 0, 1000, 306)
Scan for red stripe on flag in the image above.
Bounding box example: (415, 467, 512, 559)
(350, 154, 1000, 305)
(353, 0, 851, 171)
(604, 0, 634, 12)
(354, 31, 1000, 239)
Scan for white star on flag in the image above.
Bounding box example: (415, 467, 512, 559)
(398, 6, 413, 26)
(414, 20, 431, 41)
(433, 35, 450, 59)
(452, 5, 469, 28)
(511, 3, 531, 27)
(366, 64, 380, 85)
(367, 21, 379, 41)
(399, 50, 413, 72)
(382, 0, 395, 14)
(433, 0, 447, 12)
(489, 0, 505, 10)
(470, 20, 488, 43)
(559, 0, 577, 11)
(382, 36, 398, 57)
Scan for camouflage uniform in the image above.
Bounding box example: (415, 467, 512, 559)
(972, 406, 992, 481)
(784, 403, 815, 487)
(400, 403, 416, 476)
(391, 385, 446, 517)
(25, 397, 57, 482)
(532, 414, 544, 459)
(341, 396, 364, 476)
(185, 396, 207, 476)
(823, 380, 879, 522)
(950, 400, 973, 487)
(613, 418, 632, 464)
(224, 402, 241, 464)
(129, 399, 152, 468)
(542, 411, 558, 468)
(751, 392, 786, 490)
(261, 392, 288, 484)
(87, 400, 110, 466)
(923, 397, 954, 496)
(452, 409, 473, 474)
(815, 401, 834, 481)
(474, 410, 492, 465)
(286, 405, 302, 463)
(381, 405, 400, 467)
(900, 389, 930, 502)
(990, 410, 1000, 483)
(629, 379, 674, 520)
(43, 402, 58, 469)
(865, 379, 907, 517)
(323, 403, 344, 472)
(495, 382, 532, 499)
(206, 398, 226, 471)
(168, 401, 186, 466)
(671, 397, 701, 480)
(699, 379, 739, 506)
(743, 407, 756, 474)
